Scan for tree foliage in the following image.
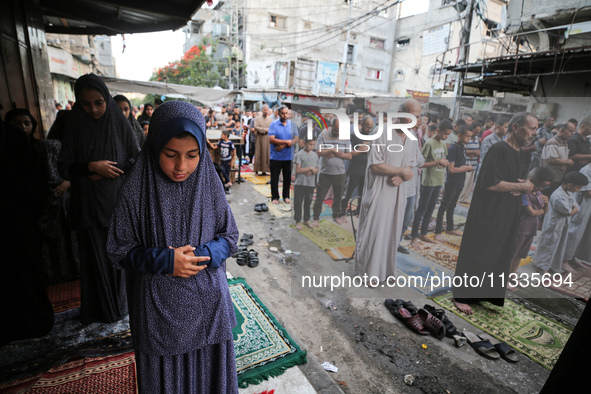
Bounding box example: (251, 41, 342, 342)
(150, 42, 226, 88)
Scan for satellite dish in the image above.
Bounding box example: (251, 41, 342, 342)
(500, 5, 507, 30)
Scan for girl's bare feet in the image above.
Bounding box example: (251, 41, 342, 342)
(434, 234, 445, 242)
(295, 222, 303, 230)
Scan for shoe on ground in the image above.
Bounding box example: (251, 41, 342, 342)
(397, 245, 410, 254)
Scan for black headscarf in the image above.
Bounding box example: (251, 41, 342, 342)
(114, 94, 146, 147)
(59, 73, 140, 229)
(4, 108, 38, 135)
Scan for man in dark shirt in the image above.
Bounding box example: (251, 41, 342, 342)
(340, 115, 374, 214)
(434, 126, 474, 241)
(567, 117, 591, 173)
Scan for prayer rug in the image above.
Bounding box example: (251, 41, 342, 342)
(432, 292, 572, 370)
(229, 278, 307, 388)
(253, 184, 272, 198)
(294, 220, 356, 251)
(395, 252, 454, 295)
(326, 246, 355, 260)
(0, 352, 137, 393)
(548, 267, 591, 301)
(46, 280, 80, 314)
(401, 239, 459, 272)
(267, 202, 292, 219)
(244, 173, 270, 185)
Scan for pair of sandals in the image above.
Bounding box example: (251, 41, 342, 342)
(254, 203, 268, 212)
(236, 249, 259, 267)
(232, 234, 254, 257)
(463, 331, 519, 363)
(384, 299, 446, 340)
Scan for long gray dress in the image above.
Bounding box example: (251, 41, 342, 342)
(354, 132, 415, 281)
(564, 164, 591, 262)
(534, 186, 578, 272)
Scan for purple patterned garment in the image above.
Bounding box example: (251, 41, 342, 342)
(107, 101, 238, 357)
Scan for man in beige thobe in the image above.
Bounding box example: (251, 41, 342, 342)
(254, 105, 272, 174)
(354, 99, 419, 284)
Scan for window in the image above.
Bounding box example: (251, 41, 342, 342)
(304, 21, 312, 30)
(394, 68, 405, 81)
(343, 0, 360, 6)
(269, 14, 286, 29)
(396, 38, 410, 49)
(441, 0, 454, 6)
(369, 37, 385, 50)
(367, 68, 383, 80)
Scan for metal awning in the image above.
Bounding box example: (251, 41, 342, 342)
(100, 76, 238, 106)
(447, 47, 591, 94)
(40, 0, 206, 35)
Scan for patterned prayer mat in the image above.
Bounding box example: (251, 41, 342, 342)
(401, 239, 459, 272)
(548, 266, 591, 301)
(294, 220, 356, 251)
(0, 351, 137, 393)
(432, 292, 572, 370)
(46, 280, 80, 314)
(229, 278, 307, 388)
(267, 202, 292, 219)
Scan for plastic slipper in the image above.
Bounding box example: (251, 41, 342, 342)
(247, 249, 259, 267)
(478, 333, 519, 363)
(254, 204, 263, 212)
(463, 331, 501, 360)
(398, 307, 430, 335)
(261, 203, 269, 212)
(417, 309, 446, 340)
(242, 234, 254, 239)
(384, 299, 404, 317)
(236, 251, 249, 266)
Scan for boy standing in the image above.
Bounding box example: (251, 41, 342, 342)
(507, 167, 553, 289)
(434, 126, 473, 241)
(534, 171, 589, 274)
(410, 120, 451, 249)
(218, 130, 235, 187)
(293, 138, 319, 230)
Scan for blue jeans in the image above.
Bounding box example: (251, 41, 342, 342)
(411, 185, 442, 238)
(399, 195, 416, 245)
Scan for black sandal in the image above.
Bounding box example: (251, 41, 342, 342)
(247, 249, 259, 267)
(236, 251, 249, 266)
(424, 304, 459, 338)
(254, 204, 263, 212)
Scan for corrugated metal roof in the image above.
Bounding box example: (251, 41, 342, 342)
(40, 0, 206, 35)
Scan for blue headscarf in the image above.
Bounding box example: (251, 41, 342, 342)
(107, 101, 238, 355)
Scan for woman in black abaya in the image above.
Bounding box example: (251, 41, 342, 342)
(59, 73, 140, 323)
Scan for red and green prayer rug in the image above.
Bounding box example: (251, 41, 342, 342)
(0, 352, 136, 393)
